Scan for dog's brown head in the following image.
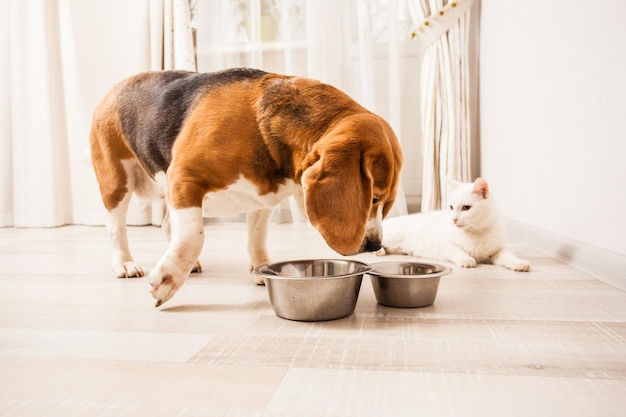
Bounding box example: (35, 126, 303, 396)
(301, 113, 403, 255)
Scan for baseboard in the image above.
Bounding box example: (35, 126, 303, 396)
(505, 219, 626, 292)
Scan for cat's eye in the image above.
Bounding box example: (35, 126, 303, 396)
(449, 205, 453, 210)
(462, 205, 471, 211)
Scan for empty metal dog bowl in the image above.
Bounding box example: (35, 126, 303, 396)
(254, 259, 370, 321)
(368, 261, 451, 308)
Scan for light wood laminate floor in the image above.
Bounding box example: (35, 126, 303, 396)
(1, 223, 625, 417)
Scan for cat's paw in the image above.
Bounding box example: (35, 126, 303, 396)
(455, 257, 477, 268)
(506, 260, 531, 272)
(375, 247, 387, 256)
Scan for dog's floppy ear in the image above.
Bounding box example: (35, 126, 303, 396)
(301, 140, 372, 255)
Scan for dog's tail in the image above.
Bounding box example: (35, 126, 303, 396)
(81, 149, 92, 167)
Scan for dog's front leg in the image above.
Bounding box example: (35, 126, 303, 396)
(247, 208, 273, 284)
(149, 207, 204, 306)
(161, 207, 202, 273)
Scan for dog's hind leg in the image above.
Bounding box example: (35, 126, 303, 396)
(104, 160, 146, 278)
(247, 208, 273, 284)
(90, 145, 145, 277)
(108, 192, 145, 278)
(89, 98, 149, 278)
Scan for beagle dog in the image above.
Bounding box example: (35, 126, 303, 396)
(89, 68, 403, 307)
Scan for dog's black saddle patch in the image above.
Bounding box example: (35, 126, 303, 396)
(118, 68, 267, 175)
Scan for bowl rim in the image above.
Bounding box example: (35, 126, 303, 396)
(368, 261, 451, 279)
(254, 258, 372, 280)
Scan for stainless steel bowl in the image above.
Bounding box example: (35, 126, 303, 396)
(368, 261, 451, 308)
(254, 259, 371, 321)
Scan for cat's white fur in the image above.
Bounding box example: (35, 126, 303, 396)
(380, 178, 530, 271)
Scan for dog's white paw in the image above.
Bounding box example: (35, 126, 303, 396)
(375, 247, 387, 256)
(249, 261, 270, 285)
(149, 267, 186, 307)
(114, 261, 144, 278)
(249, 253, 271, 285)
(252, 272, 266, 285)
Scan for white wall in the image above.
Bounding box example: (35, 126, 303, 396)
(479, 0, 626, 256)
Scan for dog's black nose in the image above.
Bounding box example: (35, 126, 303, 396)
(364, 239, 382, 252)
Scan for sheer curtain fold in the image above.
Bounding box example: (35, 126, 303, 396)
(0, 1, 11, 226)
(409, 0, 474, 211)
(1, 0, 72, 227)
(0, 0, 196, 228)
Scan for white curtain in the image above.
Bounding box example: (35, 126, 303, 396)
(1, 0, 73, 227)
(408, 0, 475, 211)
(0, 0, 195, 227)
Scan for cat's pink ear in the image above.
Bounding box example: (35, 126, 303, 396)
(472, 178, 489, 199)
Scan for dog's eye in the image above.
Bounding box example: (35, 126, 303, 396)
(372, 197, 379, 204)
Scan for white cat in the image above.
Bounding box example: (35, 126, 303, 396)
(380, 177, 530, 271)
